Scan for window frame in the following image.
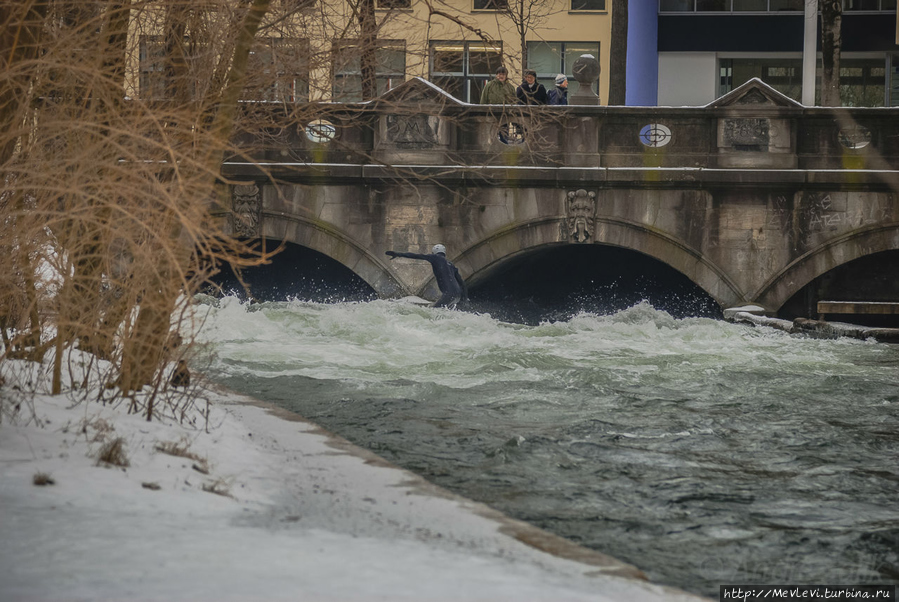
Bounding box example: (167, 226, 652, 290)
(244, 37, 311, 103)
(331, 39, 406, 101)
(570, 0, 606, 11)
(429, 40, 504, 103)
(526, 41, 601, 94)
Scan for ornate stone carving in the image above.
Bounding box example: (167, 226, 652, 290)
(231, 183, 260, 237)
(736, 89, 770, 105)
(566, 189, 596, 243)
(723, 118, 770, 149)
(386, 114, 437, 148)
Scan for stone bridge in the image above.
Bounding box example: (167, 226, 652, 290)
(220, 78, 899, 316)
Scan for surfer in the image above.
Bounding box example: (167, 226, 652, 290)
(385, 244, 469, 309)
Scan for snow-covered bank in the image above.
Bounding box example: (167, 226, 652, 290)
(0, 383, 706, 602)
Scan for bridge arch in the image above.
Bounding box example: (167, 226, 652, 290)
(420, 218, 745, 309)
(258, 213, 405, 298)
(753, 224, 899, 312)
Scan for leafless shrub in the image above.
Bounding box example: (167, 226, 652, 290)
(96, 436, 130, 467)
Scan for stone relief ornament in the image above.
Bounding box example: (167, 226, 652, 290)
(386, 114, 437, 148)
(231, 183, 261, 237)
(566, 189, 596, 243)
(723, 118, 770, 149)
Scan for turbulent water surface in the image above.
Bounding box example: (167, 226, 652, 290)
(198, 297, 899, 596)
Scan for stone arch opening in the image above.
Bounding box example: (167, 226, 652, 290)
(209, 240, 377, 303)
(778, 249, 899, 327)
(754, 226, 899, 313)
(465, 244, 722, 324)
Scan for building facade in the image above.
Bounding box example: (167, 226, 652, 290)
(628, 0, 899, 107)
(131, 0, 614, 105)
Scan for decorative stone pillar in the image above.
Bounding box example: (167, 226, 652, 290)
(570, 54, 601, 106)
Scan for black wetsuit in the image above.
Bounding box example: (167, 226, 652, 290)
(387, 252, 468, 308)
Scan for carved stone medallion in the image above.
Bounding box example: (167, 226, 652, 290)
(566, 189, 596, 243)
(231, 183, 261, 238)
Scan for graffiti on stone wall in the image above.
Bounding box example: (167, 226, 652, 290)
(767, 195, 790, 231)
(565, 189, 596, 243)
(802, 192, 893, 233)
(231, 183, 261, 238)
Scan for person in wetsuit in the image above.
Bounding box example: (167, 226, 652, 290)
(385, 244, 469, 309)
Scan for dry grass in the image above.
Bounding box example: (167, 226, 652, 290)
(96, 437, 130, 467)
(155, 437, 209, 474)
(33, 472, 55, 486)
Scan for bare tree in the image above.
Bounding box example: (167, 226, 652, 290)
(820, 0, 842, 106)
(0, 1, 277, 414)
(490, 0, 564, 73)
(607, 0, 627, 105)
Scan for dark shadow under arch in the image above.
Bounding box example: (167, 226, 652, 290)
(778, 249, 899, 327)
(208, 240, 377, 303)
(467, 244, 722, 324)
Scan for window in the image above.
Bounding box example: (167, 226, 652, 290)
(892, 55, 899, 107)
(377, 0, 411, 8)
(473, 0, 509, 10)
(139, 35, 211, 100)
(718, 57, 802, 100)
(244, 38, 310, 102)
(816, 58, 887, 106)
(660, 0, 803, 11)
(332, 40, 405, 101)
(429, 41, 503, 102)
(661, 0, 896, 10)
(527, 41, 600, 92)
(843, 0, 897, 9)
(571, 0, 605, 10)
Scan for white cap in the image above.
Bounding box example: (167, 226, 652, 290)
(555, 74, 567, 85)
(432, 244, 446, 255)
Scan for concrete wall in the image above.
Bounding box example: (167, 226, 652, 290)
(657, 53, 717, 107)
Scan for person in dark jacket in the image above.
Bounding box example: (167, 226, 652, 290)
(547, 73, 568, 106)
(480, 66, 516, 104)
(516, 69, 547, 105)
(385, 244, 469, 309)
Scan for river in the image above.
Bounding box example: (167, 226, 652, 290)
(197, 296, 899, 597)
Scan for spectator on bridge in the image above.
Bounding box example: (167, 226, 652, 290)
(385, 244, 468, 309)
(548, 74, 568, 106)
(480, 66, 517, 105)
(516, 69, 547, 105)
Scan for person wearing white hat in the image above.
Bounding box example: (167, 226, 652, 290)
(385, 244, 469, 309)
(548, 74, 568, 106)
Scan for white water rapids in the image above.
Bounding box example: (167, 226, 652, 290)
(197, 297, 899, 597)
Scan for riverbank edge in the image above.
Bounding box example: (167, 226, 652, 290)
(215, 386, 709, 600)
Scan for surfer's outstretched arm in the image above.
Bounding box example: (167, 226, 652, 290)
(386, 251, 432, 261)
